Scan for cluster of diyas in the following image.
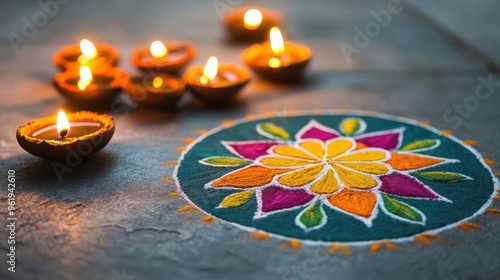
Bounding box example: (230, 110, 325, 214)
(52, 38, 253, 108)
(18, 7, 313, 161)
(53, 38, 190, 109)
(51, 7, 311, 110)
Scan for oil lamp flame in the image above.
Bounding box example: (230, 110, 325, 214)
(200, 56, 218, 85)
(57, 110, 70, 138)
(80, 39, 98, 60)
(150, 41, 168, 59)
(152, 77, 163, 89)
(243, 9, 262, 30)
(77, 66, 93, 91)
(270, 27, 285, 56)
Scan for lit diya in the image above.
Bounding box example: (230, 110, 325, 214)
(223, 8, 283, 42)
(183, 56, 250, 104)
(242, 27, 312, 82)
(131, 40, 195, 74)
(16, 110, 115, 162)
(54, 66, 128, 106)
(122, 74, 185, 109)
(53, 39, 119, 71)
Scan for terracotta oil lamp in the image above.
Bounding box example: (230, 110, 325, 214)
(183, 56, 250, 105)
(131, 40, 195, 74)
(54, 66, 128, 106)
(123, 74, 185, 109)
(53, 39, 119, 71)
(223, 8, 283, 42)
(17, 110, 115, 161)
(242, 27, 312, 82)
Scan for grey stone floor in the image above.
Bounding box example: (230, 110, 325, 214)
(0, 0, 499, 279)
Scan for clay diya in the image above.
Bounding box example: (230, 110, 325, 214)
(242, 27, 312, 82)
(53, 39, 119, 71)
(17, 110, 115, 162)
(131, 40, 195, 74)
(223, 8, 283, 42)
(54, 66, 128, 106)
(183, 56, 250, 104)
(122, 74, 185, 109)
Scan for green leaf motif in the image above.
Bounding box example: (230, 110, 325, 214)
(297, 201, 325, 230)
(339, 117, 365, 136)
(413, 171, 471, 183)
(257, 123, 290, 140)
(382, 195, 424, 223)
(201, 156, 250, 167)
(219, 190, 254, 208)
(400, 139, 439, 151)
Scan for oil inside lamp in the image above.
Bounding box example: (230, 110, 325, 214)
(77, 39, 98, 64)
(77, 66, 93, 91)
(152, 76, 164, 88)
(200, 56, 218, 85)
(57, 110, 70, 138)
(30, 111, 102, 141)
(150, 41, 168, 59)
(243, 9, 263, 30)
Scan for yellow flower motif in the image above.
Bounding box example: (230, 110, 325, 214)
(258, 137, 391, 194)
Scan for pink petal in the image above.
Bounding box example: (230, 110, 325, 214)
(223, 141, 281, 160)
(379, 173, 441, 200)
(296, 120, 340, 141)
(355, 128, 403, 150)
(261, 186, 315, 213)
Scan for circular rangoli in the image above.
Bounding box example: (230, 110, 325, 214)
(174, 111, 498, 244)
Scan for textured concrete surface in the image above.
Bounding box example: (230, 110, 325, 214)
(405, 0, 500, 69)
(0, 1, 499, 279)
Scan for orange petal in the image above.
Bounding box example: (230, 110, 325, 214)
(387, 153, 445, 171)
(310, 168, 339, 194)
(211, 165, 289, 188)
(327, 189, 377, 218)
(354, 142, 368, 150)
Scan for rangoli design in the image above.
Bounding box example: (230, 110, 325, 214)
(175, 112, 498, 244)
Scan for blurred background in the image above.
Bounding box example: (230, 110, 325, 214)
(1, 0, 499, 73)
